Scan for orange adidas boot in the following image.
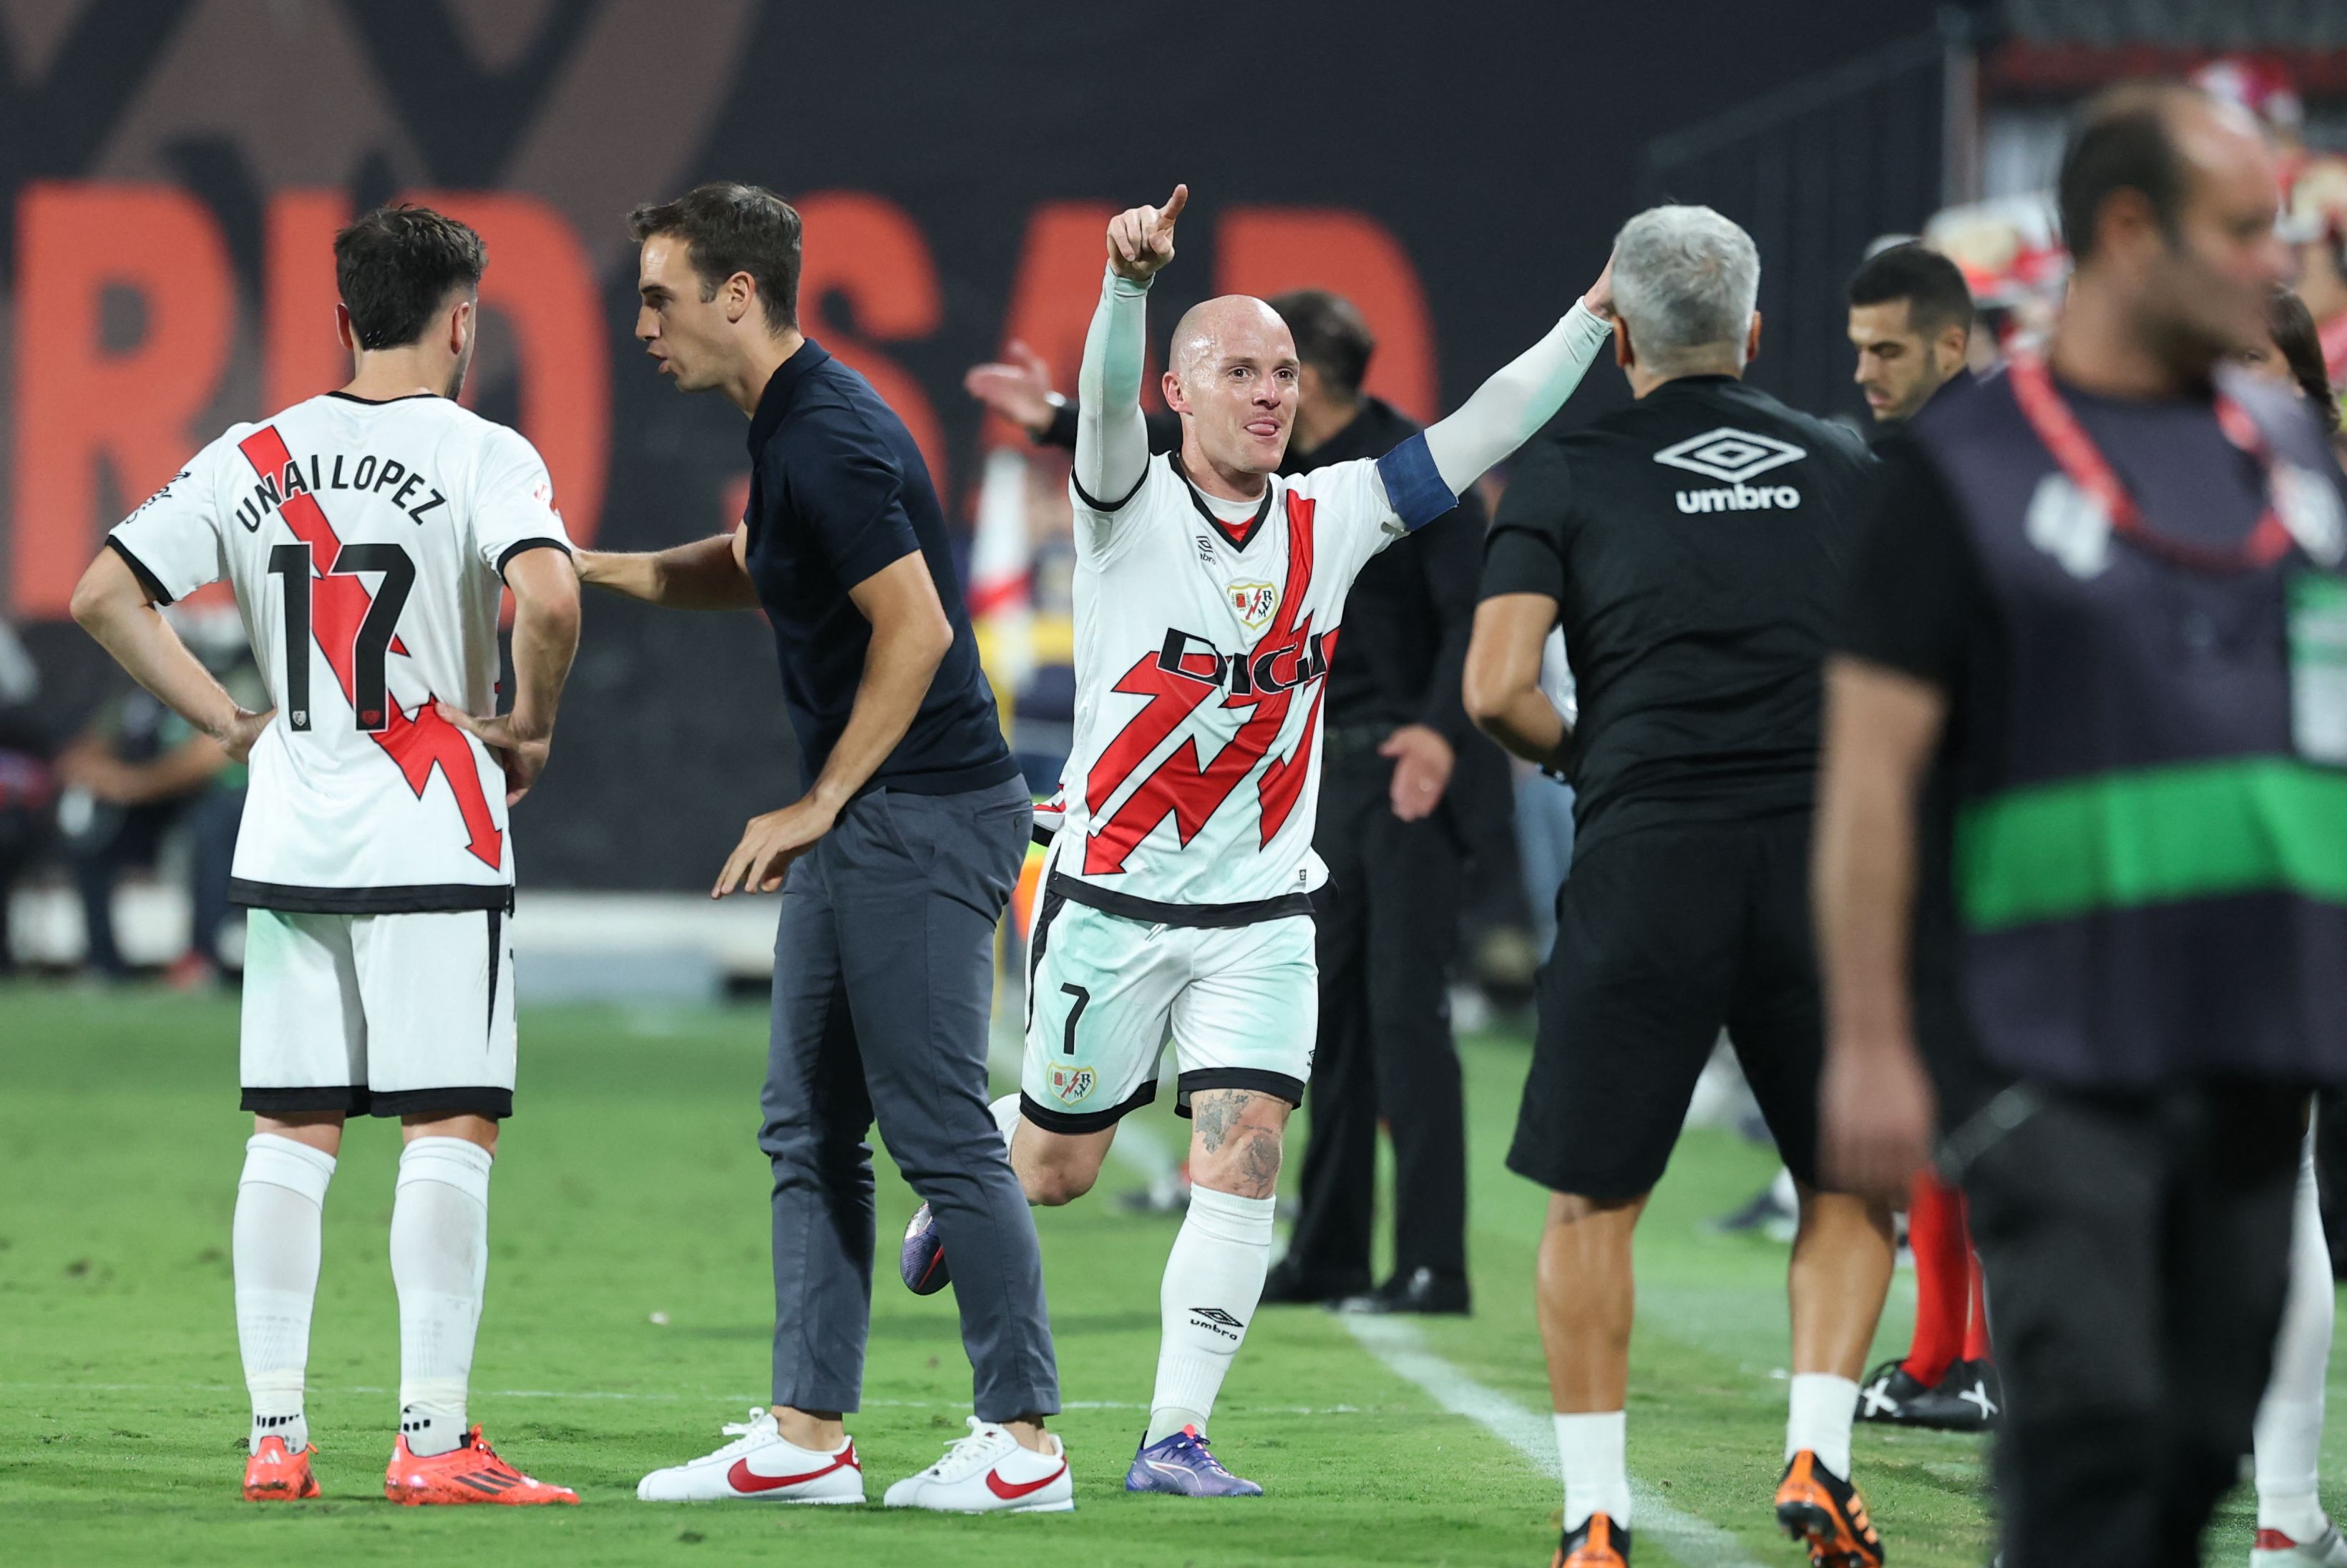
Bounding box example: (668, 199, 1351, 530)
(243, 1435, 320, 1501)
(385, 1424, 579, 1506)
(1775, 1449, 1884, 1567)
(1553, 1511, 1631, 1565)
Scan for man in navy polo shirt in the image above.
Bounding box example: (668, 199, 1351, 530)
(580, 183, 1071, 1514)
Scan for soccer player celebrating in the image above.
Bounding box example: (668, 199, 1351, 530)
(902, 185, 1615, 1494)
(68, 207, 582, 1505)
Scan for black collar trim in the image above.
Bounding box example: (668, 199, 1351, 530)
(1170, 450, 1276, 552)
(327, 390, 441, 406)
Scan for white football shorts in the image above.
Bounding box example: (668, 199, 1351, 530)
(238, 906, 518, 1119)
(1019, 890, 1316, 1134)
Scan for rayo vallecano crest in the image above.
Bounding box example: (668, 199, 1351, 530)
(1227, 581, 1278, 629)
(1048, 1064, 1097, 1106)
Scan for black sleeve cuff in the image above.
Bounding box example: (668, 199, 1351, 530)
(1478, 525, 1564, 602)
(1037, 399, 1080, 452)
(1071, 464, 1149, 514)
(107, 536, 173, 605)
(495, 537, 573, 579)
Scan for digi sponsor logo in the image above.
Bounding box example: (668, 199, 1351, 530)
(1653, 427, 1808, 484)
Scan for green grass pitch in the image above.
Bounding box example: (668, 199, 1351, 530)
(0, 984, 2323, 1564)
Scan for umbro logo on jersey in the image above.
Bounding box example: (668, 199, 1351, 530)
(1653, 427, 1808, 484)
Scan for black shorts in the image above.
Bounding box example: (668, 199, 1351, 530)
(1508, 813, 1824, 1200)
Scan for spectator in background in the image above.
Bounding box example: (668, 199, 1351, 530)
(56, 633, 260, 983)
(0, 616, 51, 975)
(2242, 281, 2345, 456)
(967, 293, 1485, 1313)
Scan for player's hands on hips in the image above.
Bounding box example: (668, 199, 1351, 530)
(1818, 1031, 1936, 1202)
(1581, 246, 1617, 320)
(435, 700, 550, 807)
(1380, 724, 1455, 823)
(713, 796, 837, 897)
(1106, 185, 1186, 284)
(213, 705, 277, 767)
(965, 340, 1059, 436)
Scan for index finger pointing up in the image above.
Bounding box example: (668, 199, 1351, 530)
(1156, 184, 1189, 232)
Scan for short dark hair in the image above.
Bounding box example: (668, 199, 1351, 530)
(628, 182, 802, 333)
(1846, 242, 1975, 339)
(2058, 82, 2202, 264)
(2267, 284, 2341, 432)
(1267, 289, 1376, 398)
(333, 205, 485, 351)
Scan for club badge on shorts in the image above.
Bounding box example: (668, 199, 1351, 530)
(1227, 581, 1278, 629)
(1048, 1064, 1098, 1106)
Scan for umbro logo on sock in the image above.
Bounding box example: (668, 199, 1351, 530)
(1189, 1305, 1246, 1340)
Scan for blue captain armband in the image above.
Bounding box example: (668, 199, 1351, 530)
(1376, 432, 1456, 531)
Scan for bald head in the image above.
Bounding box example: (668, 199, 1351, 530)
(1171, 294, 1294, 384)
(1161, 293, 1301, 479)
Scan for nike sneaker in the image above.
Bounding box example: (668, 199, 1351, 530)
(901, 1202, 950, 1295)
(2255, 1522, 2347, 1566)
(1124, 1424, 1262, 1497)
(1900, 1358, 2000, 1432)
(883, 1416, 1072, 1513)
(635, 1406, 864, 1503)
(1775, 1450, 1884, 1567)
(384, 1424, 577, 1505)
(1553, 1511, 1631, 1565)
(242, 1435, 319, 1501)
(1855, 1358, 1936, 1426)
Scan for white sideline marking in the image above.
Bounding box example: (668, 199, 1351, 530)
(1343, 1316, 1764, 1568)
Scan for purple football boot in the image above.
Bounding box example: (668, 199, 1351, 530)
(899, 1202, 950, 1295)
(1123, 1426, 1262, 1496)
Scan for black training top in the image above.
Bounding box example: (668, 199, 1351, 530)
(743, 339, 1018, 797)
(1838, 367, 2347, 1089)
(1480, 374, 1873, 854)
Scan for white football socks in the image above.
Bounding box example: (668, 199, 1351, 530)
(390, 1137, 493, 1459)
(2255, 1132, 2334, 1544)
(1556, 1410, 1631, 1531)
(1146, 1185, 1274, 1445)
(989, 1091, 1023, 1151)
(1786, 1372, 1858, 1479)
(234, 1134, 337, 1456)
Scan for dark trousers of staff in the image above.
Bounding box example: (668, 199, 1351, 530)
(1283, 731, 1470, 1301)
(1959, 1080, 2302, 1568)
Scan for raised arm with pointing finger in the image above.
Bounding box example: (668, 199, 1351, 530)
(1072, 180, 1616, 526)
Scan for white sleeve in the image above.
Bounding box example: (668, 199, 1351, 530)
(107, 441, 230, 604)
(1421, 302, 1613, 494)
(1071, 265, 1155, 537)
(469, 426, 573, 576)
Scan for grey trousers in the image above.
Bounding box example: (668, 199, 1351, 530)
(759, 776, 1058, 1421)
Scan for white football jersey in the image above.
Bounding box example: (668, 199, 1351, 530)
(108, 392, 572, 911)
(1050, 448, 1428, 909)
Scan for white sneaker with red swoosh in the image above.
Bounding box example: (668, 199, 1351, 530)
(635, 1408, 864, 1503)
(883, 1417, 1073, 1514)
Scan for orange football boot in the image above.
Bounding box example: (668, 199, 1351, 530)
(1553, 1511, 1632, 1565)
(1775, 1450, 1885, 1567)
(385, 1424, 579, 1506)
(243, 1435, 320, 1501)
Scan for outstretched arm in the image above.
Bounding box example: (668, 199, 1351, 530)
(1420, 255, 1616, 496)
(1074, 185, 1186, 509)
(575, 524, 761, 610)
